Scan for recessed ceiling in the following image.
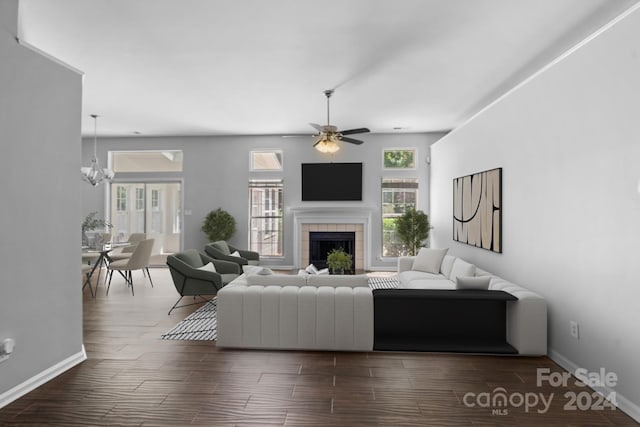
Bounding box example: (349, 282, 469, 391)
(17, 0, 638, 137)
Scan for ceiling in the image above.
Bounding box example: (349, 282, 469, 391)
(17, 0, 638, 137)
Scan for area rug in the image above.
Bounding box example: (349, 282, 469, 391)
(161, 275, 399, 341)
(161, 299, 218, 340)
(367, 275, 399, 289)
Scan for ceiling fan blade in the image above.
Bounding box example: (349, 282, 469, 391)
(309, 123, 323, 131)
(341, 136, 364, 145)
(341, 127, 370, 135)
(281, 134, 315, 138)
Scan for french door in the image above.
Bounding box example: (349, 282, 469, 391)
(109, 182, 182, 263)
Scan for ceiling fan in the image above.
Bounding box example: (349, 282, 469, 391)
(310, 89, 369, 153)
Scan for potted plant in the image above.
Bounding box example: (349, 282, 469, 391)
(395, 208, 430, 255)
(326, 247, 353, 275)
(82, 211, 112, 247)
(202, 208, 236, 242)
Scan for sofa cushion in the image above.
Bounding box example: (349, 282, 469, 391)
(197, 262, 217, 273)
(455, 276, 491, 290)
(221, 273, 240, 285)
(411, 248, 449, 274)
(440, 255, 456, 277)
(401, 279, 456, 290)
(448, 259, 476, 281)
(398, 270, 446, 286)
(306, 274, 369, 288)
(246, 275, 307, 286)
(242, 265, 273, 275)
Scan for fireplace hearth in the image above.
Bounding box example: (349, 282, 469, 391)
(309, 231, 355, 271)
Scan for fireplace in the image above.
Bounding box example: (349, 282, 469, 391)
(292, 206, 374, 271)
(309, 232, 355, 271)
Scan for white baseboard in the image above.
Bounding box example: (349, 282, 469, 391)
(0, 346, 87, 409)
(548, 348, 640, 423)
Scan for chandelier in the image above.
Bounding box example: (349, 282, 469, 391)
(81, 114, 114, 186)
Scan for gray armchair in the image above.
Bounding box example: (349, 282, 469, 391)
(166, 249, 241, 315)
(204, 240, 260, 267)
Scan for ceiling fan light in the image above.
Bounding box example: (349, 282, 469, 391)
(315, 134, 340, 154)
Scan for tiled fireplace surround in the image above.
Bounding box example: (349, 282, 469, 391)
(292, 207, 373, 271)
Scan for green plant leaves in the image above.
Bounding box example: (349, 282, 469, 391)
(326, 247, 353, 271)
(202, 208, 237, 242)
(395, 208, 430, 255)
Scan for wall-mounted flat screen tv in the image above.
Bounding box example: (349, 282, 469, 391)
(302, 162, 363, 201)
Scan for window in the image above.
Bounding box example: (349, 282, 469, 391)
(111, 150, 183, 172)
(135, 188, 144, 210)
(151, 189, 160, 210)
(116, 186, 127, 212)
(151, 189, 162, 233)
(383, 148, 417, 169)
(249, 180, 283, 257)
(250, 150, 283, 171)
(381, 178, 418, 257)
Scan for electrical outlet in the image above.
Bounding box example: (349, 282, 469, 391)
(0, 338, 14, 363)
(570, 321, 580, 339)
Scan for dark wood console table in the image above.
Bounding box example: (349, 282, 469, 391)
(373, 289, 518, 354)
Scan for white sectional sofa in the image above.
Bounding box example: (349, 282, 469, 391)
(397, 251, 547, 355)
(216, 251, 547, 356)
(216, 274, 374, 351)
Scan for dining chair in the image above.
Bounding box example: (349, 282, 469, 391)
(82, 264, 95, 297)
(106, 238, 155, 296)
(108, 233, 147, 262)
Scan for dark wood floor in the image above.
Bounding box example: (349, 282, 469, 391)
(1, 268, 637, 426)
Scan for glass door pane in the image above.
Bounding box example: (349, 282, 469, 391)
(110, 182, 182, 265)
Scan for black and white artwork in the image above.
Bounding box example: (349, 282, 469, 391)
(453, 168, 502, 253)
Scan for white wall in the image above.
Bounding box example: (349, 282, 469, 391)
(83, 132, 445, 269)
(0, 0, 84, 404)
(430, 4, 640, 420)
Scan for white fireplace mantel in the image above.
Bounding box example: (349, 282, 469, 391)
(291, 206, 376, 270)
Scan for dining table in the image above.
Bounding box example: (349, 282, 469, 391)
(82, 242, 129, 297)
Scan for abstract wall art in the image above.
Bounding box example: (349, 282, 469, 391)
(453, 167, 502, 253)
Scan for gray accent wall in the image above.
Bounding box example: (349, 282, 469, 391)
(0, 0, 83, 398)
(430, 4, 640, 420)
(83, 132, 445, 270)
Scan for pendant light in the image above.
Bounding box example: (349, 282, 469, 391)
(81, 114, 114, 186)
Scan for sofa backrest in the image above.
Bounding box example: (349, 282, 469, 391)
(244, 273, 369, 288)
(447, 258, 477, 281)
(440, 255, 456, 277)
(246, 275, 307, 286)
(306, 275, 369, 288)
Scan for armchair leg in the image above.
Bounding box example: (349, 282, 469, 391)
(167, 295, 209, 315)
